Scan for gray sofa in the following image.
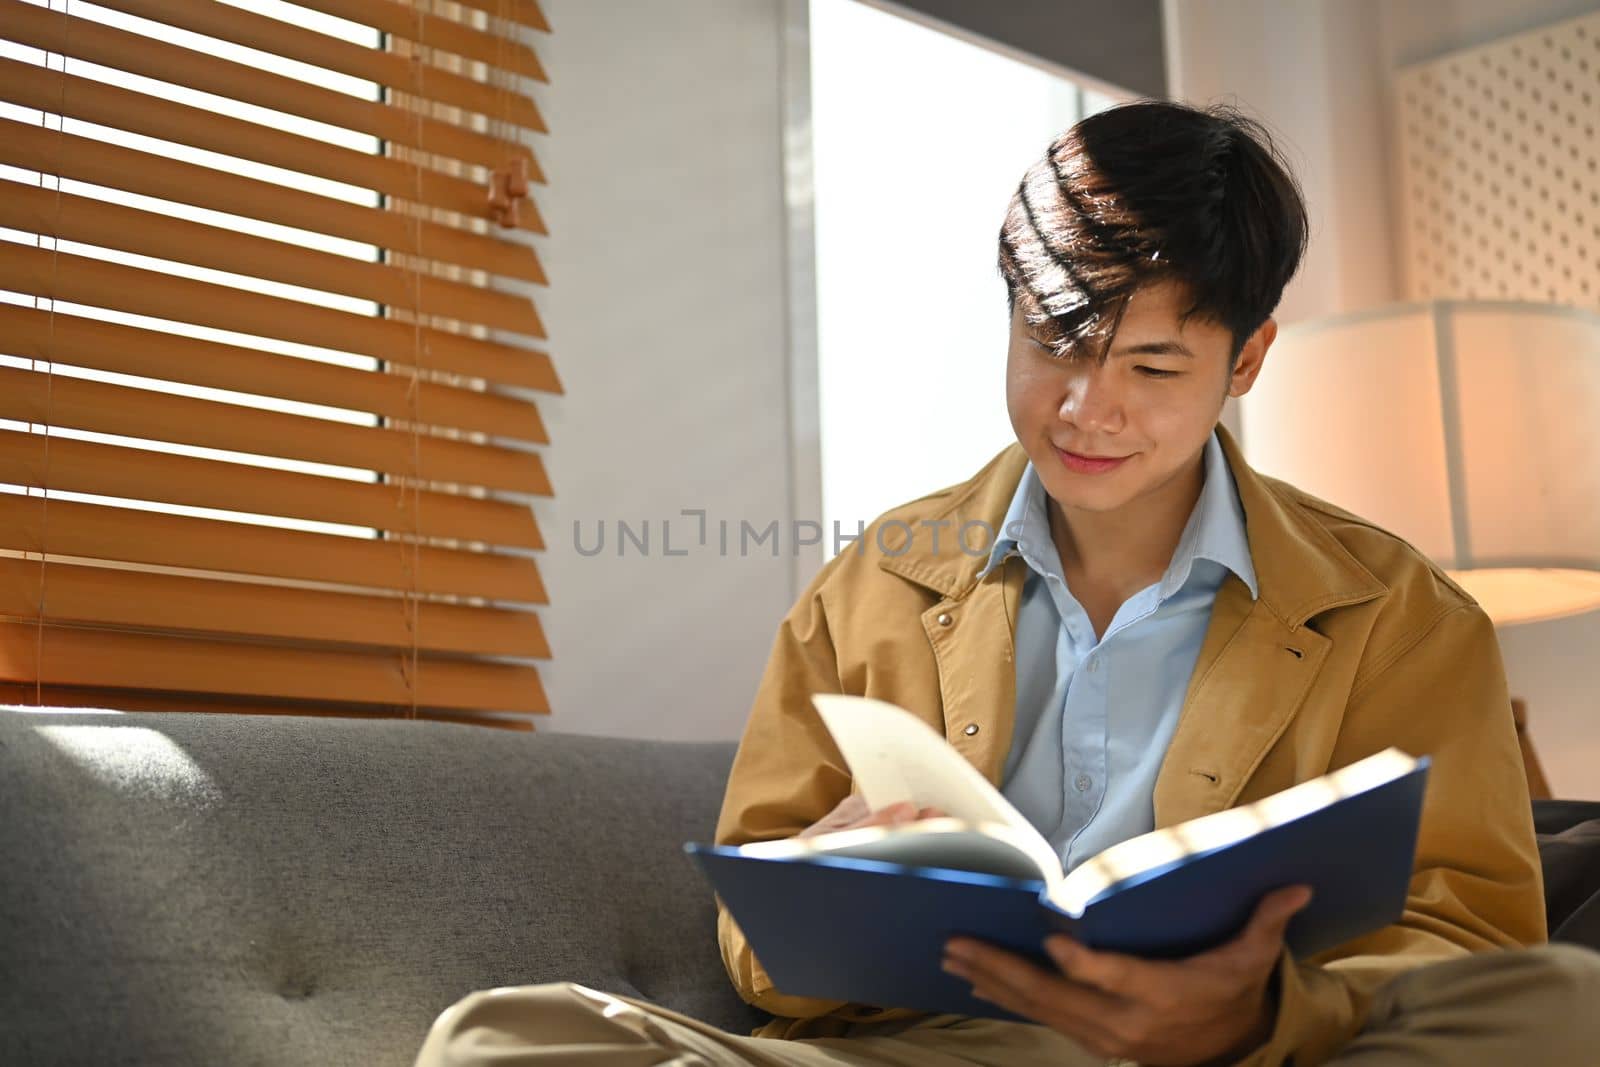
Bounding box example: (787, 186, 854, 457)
(5, 710, 1598, 1067)
(0, 710, 766, 1066)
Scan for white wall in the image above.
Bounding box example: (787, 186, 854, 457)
(1166, 0, 1600, 797)
(1162, 0, 1398, 327)
(531, 0, 799, 742)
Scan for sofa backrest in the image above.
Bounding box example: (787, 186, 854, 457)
(0, 710, 765, 1067)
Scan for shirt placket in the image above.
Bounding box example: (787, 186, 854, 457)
(1062, 585, 1180, 869)
(1053, 590, 1106, 869)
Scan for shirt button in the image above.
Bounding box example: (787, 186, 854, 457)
(1075, 773, 1093, 792)
(1086, 657, 1100, 673)
(963, 723, 980, 736)
(937, 612, 953, 627)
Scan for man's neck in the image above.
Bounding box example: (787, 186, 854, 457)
(1048, 449, 1208, 606)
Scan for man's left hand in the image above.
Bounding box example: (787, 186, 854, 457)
(941, 885, 1312, 1067)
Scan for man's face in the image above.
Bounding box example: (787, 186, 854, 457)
(1004, 280, 1275, 519)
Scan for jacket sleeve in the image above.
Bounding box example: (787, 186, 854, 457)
(712, 562, 862, 1021)
(1244, 603, 1547, 1066)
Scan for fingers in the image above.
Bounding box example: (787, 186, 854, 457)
(943, 938, 1120, 1036)
(1245, 885, 1312, 952)
(797, 794, 870, 838)
(1043, 936, 1142, 996)
(1201, 884, 1312, 968)
(832, 794, 870, 822)
(1046, 886, 1310, 998)
(799, 798, 943, 838)
(858, 801, 920, 829)
(801, 799, 917, 838)
(1260, 884, 1314, 919)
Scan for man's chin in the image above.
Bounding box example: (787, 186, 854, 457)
(1038, 479, 1134, 516)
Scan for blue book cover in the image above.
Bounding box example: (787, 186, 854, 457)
(688, 745, 1429, 1021)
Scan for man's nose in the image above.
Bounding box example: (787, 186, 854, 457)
(1059, 365, 1125, 433)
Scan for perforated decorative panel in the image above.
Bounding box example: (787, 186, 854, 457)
(1394, 10, 1600, 309)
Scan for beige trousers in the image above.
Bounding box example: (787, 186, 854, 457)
(415, 944, 1600, 1067)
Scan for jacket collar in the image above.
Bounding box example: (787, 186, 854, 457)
(877, 425, 1386, 627)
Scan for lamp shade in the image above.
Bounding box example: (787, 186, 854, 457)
(1239, 301, 1600, 626)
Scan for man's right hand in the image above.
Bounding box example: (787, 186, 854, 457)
(797, 795, 945, 839)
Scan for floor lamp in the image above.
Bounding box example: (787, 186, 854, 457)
(1240, 300, 1600, 799)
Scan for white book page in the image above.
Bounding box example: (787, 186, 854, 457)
(812, 694, 1064, 884)
(741, 819, 1049, 883)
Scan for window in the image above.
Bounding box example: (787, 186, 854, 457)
(809, 0, 1120, 549)
(0, 0, 557, 725)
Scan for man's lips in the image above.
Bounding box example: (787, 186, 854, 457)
(1054, 446, 1132, 474)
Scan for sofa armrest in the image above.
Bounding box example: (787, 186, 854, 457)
(1533, 799, 1600, 950)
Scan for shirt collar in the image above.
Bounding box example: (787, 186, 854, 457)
(1162, 430, 1258, 600)
(979, 462, 1056, 581)
(978, 431, 1258, 601)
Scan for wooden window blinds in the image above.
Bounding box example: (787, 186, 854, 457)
(0, 0, 556, 726)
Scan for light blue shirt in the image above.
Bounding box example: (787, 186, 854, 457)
(978, 432, 1258, 872)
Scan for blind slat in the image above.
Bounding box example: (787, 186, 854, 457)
(0, 621, 550, 713)
(4, 118, 549, 278)
(0, 430, 546, 548)
(4, 179, 547, 338)
(0, 367, 552, 496)
(298, 0, 548, 82)
(0, 306, 551, 446)
(6, 1, 543, 178)
(0, 495, 548, 603)
(2, 245, 562, 392)
(0, 58, 534, 227)
(90, 0, 548, 133)
(432, 0, 549, 33)
(0, 557, 550, 658)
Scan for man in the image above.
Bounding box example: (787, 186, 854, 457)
(417, 101, 1599, 1066)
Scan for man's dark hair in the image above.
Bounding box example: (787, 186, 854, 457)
(998, 100, 1308, 362)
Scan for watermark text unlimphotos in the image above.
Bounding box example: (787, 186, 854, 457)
(572, 510, 1030, 559)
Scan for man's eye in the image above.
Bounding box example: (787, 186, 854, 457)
(1136, 366, 1179, 379)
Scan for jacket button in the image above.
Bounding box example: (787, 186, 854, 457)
(937, 612, 953, 626)
(963, 724, 979, 736)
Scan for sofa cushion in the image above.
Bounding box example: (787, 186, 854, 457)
(1534, 799, 1600, 950)
(0, 710, 765, 1067)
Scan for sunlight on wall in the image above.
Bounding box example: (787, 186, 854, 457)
(810, 0, 1120, 552)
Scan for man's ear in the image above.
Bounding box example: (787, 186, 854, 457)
(1229, 318, 1277, 398)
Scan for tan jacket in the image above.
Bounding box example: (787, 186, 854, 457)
(714, 427, 1545, 1066)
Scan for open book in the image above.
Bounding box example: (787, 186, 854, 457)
(687, 694, 1430, 1019)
